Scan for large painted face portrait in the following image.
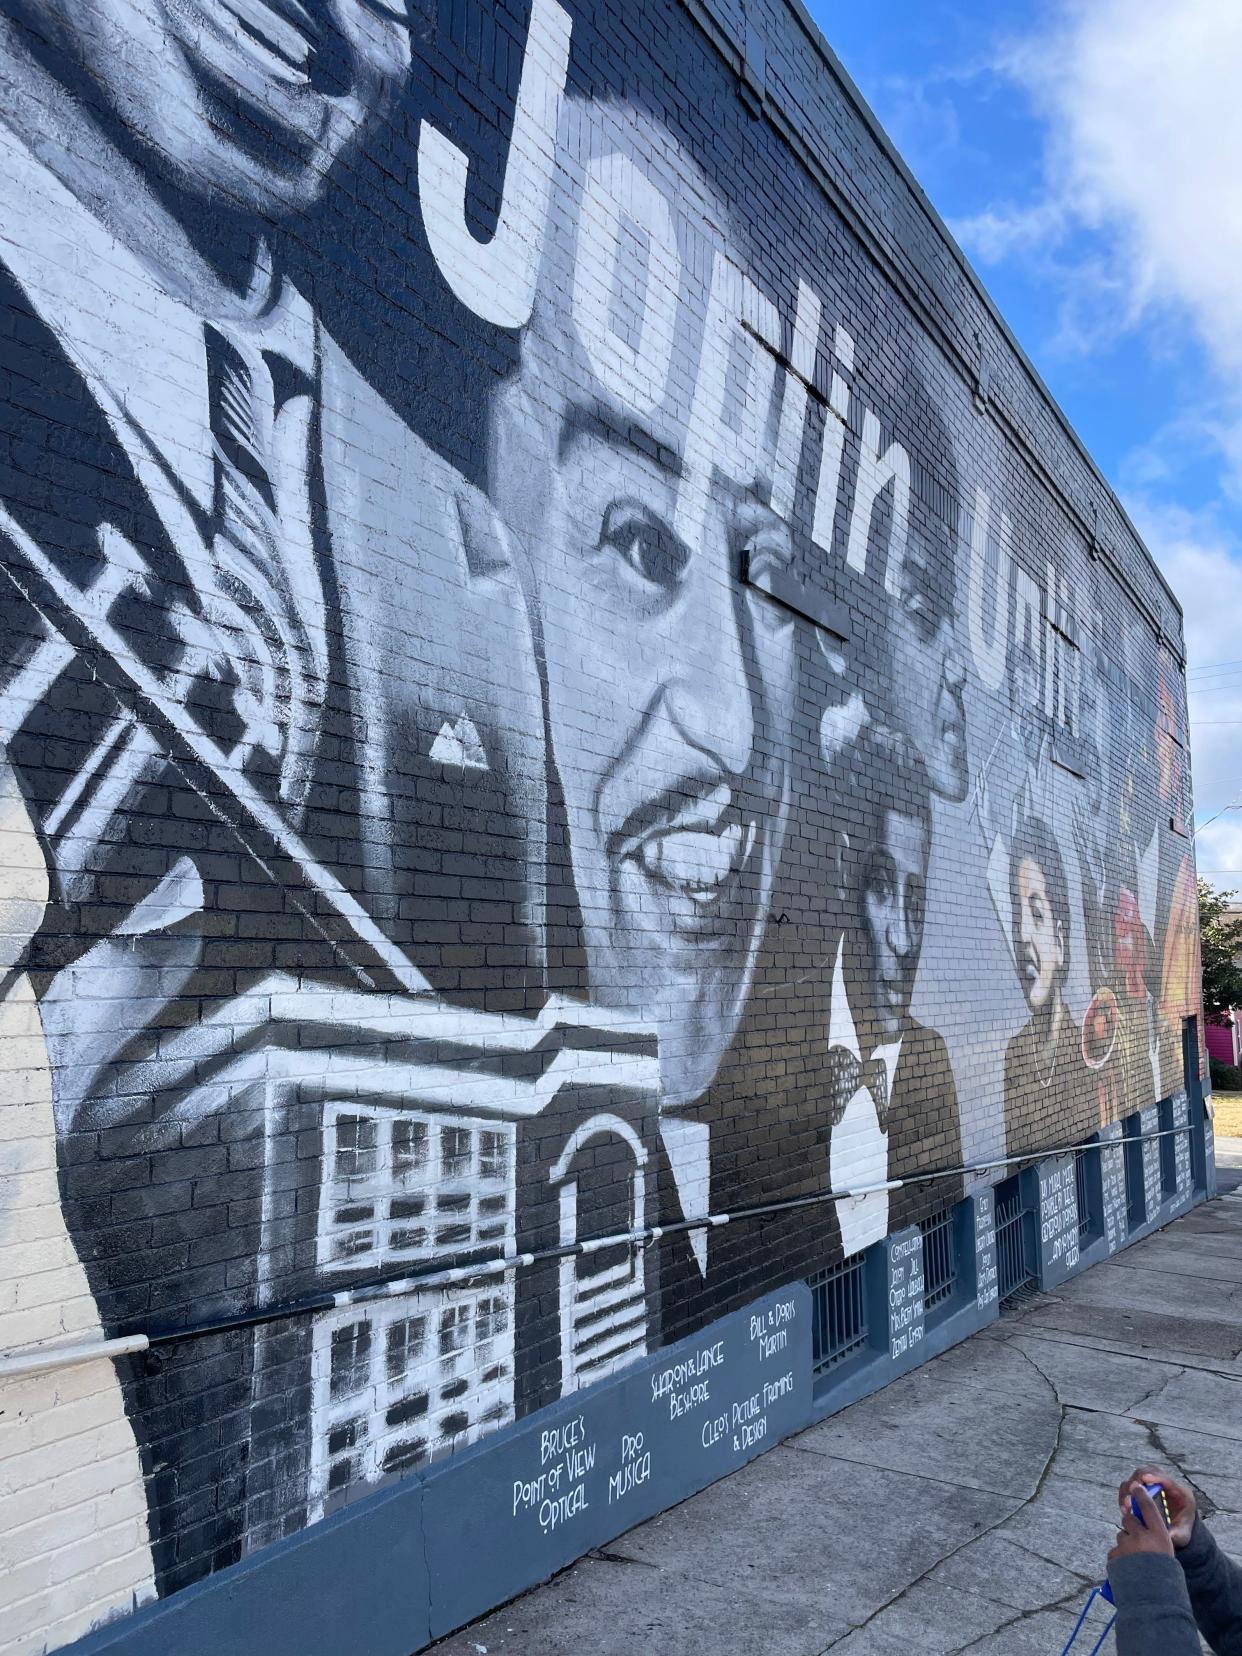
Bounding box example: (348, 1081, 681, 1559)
(861, 806, 929, 1043)
(23, 0, 410, 214)
(491, 101, 798, 1106)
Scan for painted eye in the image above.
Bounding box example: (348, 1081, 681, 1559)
(598, 501, 690, 590)
(866, 864, 896, 906)
(907, 882, 926, 935)
(744, 523, 794, 583)
(741, 519, 796, 631)
(902, 588, 940, 644)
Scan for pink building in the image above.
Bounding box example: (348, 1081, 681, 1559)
(1207, 904, 1242, 1067)
(1208, 1012, 1242, 1066)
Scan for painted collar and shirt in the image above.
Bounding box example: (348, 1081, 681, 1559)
(827, 942, 962, 1253)
(0, 111, 542, 1027)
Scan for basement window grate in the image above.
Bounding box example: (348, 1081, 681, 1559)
(809, 1252, 868, 1375)
(1075, 1148, 1092, 1240)
(919, 1209, 957, 1312)
(1074, 1141, 1106, 1246)
(1159, 1099, 1178, 1199)
(996, 1175, 1036, 1305)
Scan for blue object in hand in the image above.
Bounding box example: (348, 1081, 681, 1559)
(1101, 1483, 1171, 1605)
(1061, 1484, 1170, 1653)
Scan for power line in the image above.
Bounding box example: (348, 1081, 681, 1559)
(1195, 789, 1242, 836)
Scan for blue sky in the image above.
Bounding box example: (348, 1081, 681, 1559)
(808, 0, 1242, 888)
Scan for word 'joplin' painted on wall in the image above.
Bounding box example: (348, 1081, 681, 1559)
(0, 0, 1198, 1630)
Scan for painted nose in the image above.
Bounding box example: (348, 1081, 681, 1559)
(886, 905, 912, 961)
(665, 563, 755, 777)
(943, 633, 966, 690)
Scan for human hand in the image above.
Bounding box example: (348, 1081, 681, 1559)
(1118, 1466, 1196, 1549)
(1109, 1485, 1174, 1564)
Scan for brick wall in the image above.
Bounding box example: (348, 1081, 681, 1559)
(0, 0, 1201, 1650)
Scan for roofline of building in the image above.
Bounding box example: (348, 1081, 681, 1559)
(769, 0, 1183, 628)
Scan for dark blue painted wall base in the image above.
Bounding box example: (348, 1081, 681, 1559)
(63, 1287, 813, 1656)
(63, 1103, 1211, 1656)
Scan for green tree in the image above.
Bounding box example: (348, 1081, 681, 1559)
(1199, 879, 1242, 1024)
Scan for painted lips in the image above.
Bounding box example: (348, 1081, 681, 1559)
(877, 976, 910, 1013)
(622, 783, 759, 932)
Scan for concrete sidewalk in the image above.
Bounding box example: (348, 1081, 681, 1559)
(430, 1144, 1242, 1655)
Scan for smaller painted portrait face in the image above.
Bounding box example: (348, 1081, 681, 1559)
(860, 804, 929, 1044)
(1010, 818, 1071, 1015)
(888, 531, 968, 803)
(490, 99, 798, 1106)
(1014, 858, 1061, 1012)
(840, 726, 934, 1049)
(23, 0, 411, 215)
(875, 381, 969, 805)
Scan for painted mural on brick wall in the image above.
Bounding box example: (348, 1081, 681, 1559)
(0, 0, 1199, 1633)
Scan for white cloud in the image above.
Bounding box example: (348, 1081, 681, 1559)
(1026, 0, 1242, 354)
(1131, 498, 1242, 669)
(956, 0, 1242, 833)
(1127, 496, 1242, 833)
(951, 198, 1066, 265)
(1193, 815, 1242, 888)
(977, 0, 1242, 473)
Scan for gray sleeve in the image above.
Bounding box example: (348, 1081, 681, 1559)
(1108, 1554, 1201, 1656)
(1180, 1515, 1242, 1654)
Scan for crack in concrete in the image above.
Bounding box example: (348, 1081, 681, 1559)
(1127, 1413, 1242, 1451)
(1009, 1343, 1069, 1508)
(809, 1274, 1237, 1654)
(1124, 1367, 1184, 1416)
(1141, 1419, 1221, 1525)
(785, 1435, 1035, 1500)
(815, 1496, 1029, 1651)
(1104, 1258, 1242, 1292)
(586, 1547, 658, 1568)
(1001, 1320, 1242, 1379)
(953, 1580, 1097, 1653)
(1006, 1537, 1097, 1589)
(1010, 1331, 1187, 1415)
(816, 1344, 1064, 1651)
